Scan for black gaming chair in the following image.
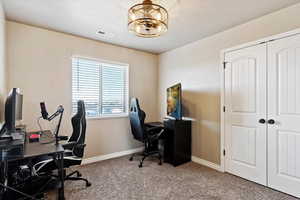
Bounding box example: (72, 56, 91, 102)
(33, 100, 91, 187)
(129, 98, 164, 168)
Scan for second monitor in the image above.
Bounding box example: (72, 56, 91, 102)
(0, 88, 24, 141)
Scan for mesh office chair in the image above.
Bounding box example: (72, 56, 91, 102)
(129, 98, 164, 168)
(33, 100, 91, 187)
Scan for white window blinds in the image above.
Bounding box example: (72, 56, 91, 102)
(72, 57, 129, 118)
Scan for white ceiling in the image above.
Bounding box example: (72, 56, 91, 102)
(2, 0, 300, 54)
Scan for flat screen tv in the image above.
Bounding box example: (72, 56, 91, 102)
(167, 83, 182, 120)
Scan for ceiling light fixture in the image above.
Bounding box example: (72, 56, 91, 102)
(128, 0, 168, 38)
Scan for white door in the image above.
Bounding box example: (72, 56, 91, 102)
(224, 44, 267, 185)
(268, 34, 300, 198)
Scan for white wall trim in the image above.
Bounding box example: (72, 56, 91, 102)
(220, 51, 226, 173)
(192, 156, 224, 172)
(82, 149, 224, 172)
(222, 28, 300, 53)
(220, 28, 300, 175)
(82, 147, 144, 165)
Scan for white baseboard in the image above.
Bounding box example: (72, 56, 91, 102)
(192, 156, 223, 172)
(82, 147, 144, 165)
(82, 149, 223, 173)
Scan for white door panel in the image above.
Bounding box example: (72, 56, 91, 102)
(231, 125, 256, 166)
(268, 34, 300, 198)
(225, 44, 267, 185)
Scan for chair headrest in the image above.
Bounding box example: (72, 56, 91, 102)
(77, 100, 85, 115)
(130, 98, 140, 112)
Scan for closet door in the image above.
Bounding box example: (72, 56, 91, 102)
(224, 44, 267, 185)
(268, 34, 300, 198)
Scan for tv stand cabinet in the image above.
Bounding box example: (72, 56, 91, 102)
(163, 119, 191, 167)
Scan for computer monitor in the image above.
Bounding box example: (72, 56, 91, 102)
(167, 83, 182, 120)
(15, 91, 23, 121)
(2, 88, 23, 134)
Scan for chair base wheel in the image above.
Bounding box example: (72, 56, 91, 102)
(158, 162, 162, 165)
(129, 157, 133, 161)
(86, 182, 92, 187)
(77, 172, 82, 177)
(138, 164, 143, 168)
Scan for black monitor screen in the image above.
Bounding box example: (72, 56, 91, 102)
(15, 93, 23, 121)
(4, 88, 23, 133)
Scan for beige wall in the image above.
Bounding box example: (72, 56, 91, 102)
(158, 3, 300, 165)
(6, 2, 300, 163)
(0, 2, 6, 122)
(7, 21, 159, 158)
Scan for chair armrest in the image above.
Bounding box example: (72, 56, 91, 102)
(75, 144, 86, 149)
(62, 141, 77, 150)
(146, 127, 164, 142)
(145, 122, 163, 128)
(146, 126, 162, 132)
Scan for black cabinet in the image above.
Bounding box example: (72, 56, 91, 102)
(163, 119, 191, 166)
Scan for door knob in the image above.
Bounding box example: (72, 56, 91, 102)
(268, 119, 275, 125)
(259, 119, 266, 124)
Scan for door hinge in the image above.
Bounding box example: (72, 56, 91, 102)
(223, 62, 227, 69)
(223, 149, 226, 156)
(223, 106, 226, 112)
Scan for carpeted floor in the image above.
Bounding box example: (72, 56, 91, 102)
(47, 156, 298, 200)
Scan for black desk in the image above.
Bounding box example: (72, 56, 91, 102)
(147, 119, 192, 167)
(0, 132, 65, 200)
(163, 119, 192, 166)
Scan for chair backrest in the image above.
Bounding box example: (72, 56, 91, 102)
(69, 100, 87, 158)
(129, 98, 146, 142)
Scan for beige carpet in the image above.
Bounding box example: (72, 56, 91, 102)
(47, 156, 298, 200)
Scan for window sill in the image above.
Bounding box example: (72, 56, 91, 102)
(87, 114, 129, 120)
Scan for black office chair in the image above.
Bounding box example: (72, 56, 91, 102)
(129, 98, 164, 168)
(33, 100, 91, 187)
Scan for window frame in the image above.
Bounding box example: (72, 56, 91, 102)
(71, 55, 130, 120)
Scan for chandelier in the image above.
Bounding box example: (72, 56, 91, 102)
(128, 0, 168, 38)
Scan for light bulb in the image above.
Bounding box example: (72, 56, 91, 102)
(155, 12, 162, 20)
(135, 26, 141, 33)
(130, 13, 136, 21)
(157, 25, 162, 32)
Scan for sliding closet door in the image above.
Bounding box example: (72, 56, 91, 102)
(224, 44, 267, 185)
(268, 34, 300, 198)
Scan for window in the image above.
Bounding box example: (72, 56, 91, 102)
(72, 57, 129, 118)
